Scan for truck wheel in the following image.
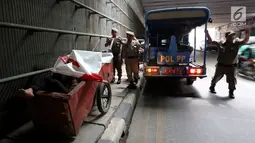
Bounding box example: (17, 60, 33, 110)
(186, 78, 194, 85)
(96, 83, 112, 115)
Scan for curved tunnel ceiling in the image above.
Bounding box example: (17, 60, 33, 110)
(141, 0, 255, 28)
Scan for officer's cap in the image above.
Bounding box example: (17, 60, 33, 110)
(126, 31, 134, 36)
(225, 31, 235, 38)
(111, 28, 118, 32)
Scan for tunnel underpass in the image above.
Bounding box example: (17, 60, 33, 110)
(1, 0, 255, 143)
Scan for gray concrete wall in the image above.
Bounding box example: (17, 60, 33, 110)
(0, 0, 144, 138)
(125, 0, 145, 26)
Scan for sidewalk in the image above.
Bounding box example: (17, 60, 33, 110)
(0, 66, 144, 143)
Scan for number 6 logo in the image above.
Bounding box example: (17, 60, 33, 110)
(233, 8, 243, 20)
(231, 6, 246, 22)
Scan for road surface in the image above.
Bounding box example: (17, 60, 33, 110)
(126, 51, 255, 143)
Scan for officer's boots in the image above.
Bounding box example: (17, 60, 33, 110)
(209, 86, 216, 94)
(128, 81, 137, 89)
(117, 77, 121, 84)
(229, 90, 235, 99)
(111, 77, 115, 83)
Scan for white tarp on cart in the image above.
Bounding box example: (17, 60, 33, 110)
(51, 50, 113, 81)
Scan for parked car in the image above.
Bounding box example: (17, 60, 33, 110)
(199, 40, 219, 51)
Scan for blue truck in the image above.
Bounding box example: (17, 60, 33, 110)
(143, 7, 211, 85)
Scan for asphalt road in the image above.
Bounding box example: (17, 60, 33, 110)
(126, 51, 255, 143)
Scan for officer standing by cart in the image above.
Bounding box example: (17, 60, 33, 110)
(105, 28, 123, 84)
(205, 28, 251, 99)
(122, 31, 141, 89)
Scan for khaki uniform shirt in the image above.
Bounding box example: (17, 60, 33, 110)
(122, 40, 140, 59)
(216, 39, 245, 65)
(106, 37, 122, 56)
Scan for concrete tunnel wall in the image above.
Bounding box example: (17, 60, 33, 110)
(125, 0, 145, 26)
(0, 0, 144, 137)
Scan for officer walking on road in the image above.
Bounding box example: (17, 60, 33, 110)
(105, 28, 123, 84)
(122, 31, 141, 89)
(205, 28, 251, 99)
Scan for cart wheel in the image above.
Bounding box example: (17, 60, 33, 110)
(96, 83, 112, 115)
(186, 78, 194, 85)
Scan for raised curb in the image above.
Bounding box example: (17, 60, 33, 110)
(85, 96, 125, 128)
(97, 117, 126, 143)
(114, 102, 133, 127)
(74, 124, 105, 143)
(97, 76, 145, 143)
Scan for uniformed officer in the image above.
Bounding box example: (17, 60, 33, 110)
(122, 31, 141, 89)
(105, 28, 123, 84)
(205, 28, 251, 99)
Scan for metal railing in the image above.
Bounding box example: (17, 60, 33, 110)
(0, 68, 53, 84)
(106, 0, 133, 22)
(57, 0, 133, 31)
(122, 0, 145, 26)
(0, 21, 143, 84)
(0, 21, 111, 84)
(0, 22, 111, 38)
(0, 39, 144, 84)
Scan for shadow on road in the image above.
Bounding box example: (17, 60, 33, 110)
(206, 92, 233, 107)
(135, 78, 203, 110)
(140, 77, 235, 109)
(143, 78, 201, 99)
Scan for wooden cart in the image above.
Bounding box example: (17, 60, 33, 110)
(32, 63, 114, 137)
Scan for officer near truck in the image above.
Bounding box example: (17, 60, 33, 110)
(105, 28, 123, 84)
(122, 31, 141, 89)
(205, 28, 251, 99)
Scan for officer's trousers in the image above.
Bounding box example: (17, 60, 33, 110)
(113, 56, 122, 78)
(211, 65, 237, 91)
(125, 58, 139, 82)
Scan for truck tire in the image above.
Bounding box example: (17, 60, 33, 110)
(186, 78, 194, 85)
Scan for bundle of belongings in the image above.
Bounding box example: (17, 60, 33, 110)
(17, 50, 113, 98)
